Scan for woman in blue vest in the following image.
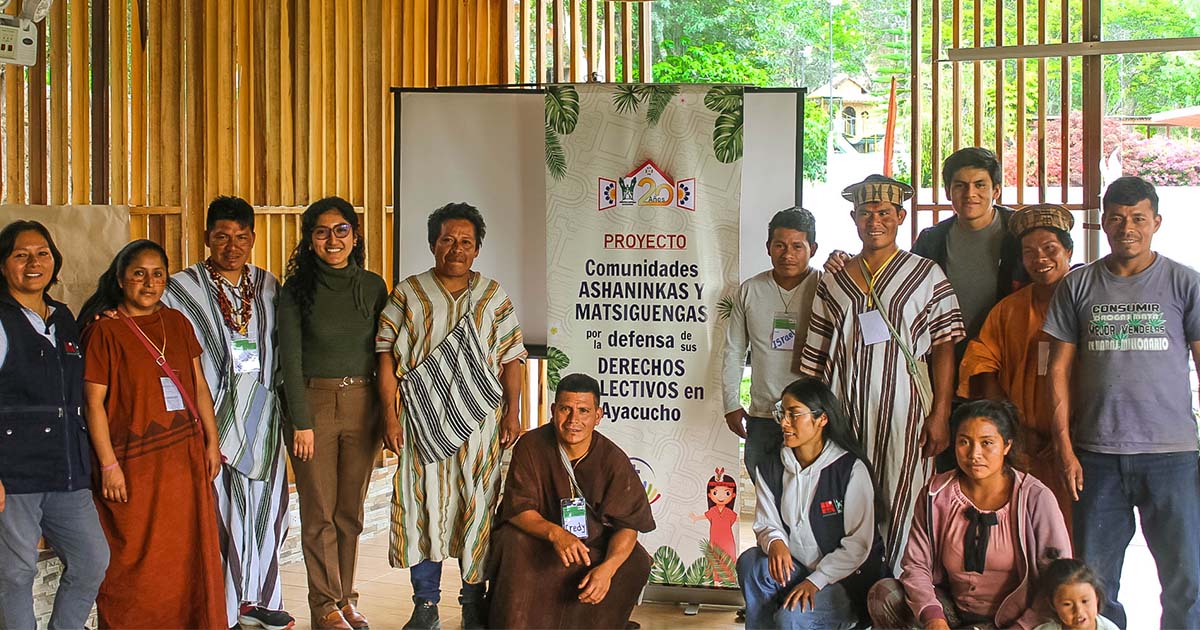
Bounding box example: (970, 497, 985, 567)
(737, 376, 888, 629)
(0, 220, 109, 629)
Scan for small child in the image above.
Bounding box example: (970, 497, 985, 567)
(1034, 558, 1119, 630)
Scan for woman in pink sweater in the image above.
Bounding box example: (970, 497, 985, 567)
(867, 399, 1071, 630)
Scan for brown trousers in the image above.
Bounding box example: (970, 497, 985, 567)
(289, 377, 382, 619)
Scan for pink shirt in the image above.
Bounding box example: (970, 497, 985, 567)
(939, 480, 1020, 618)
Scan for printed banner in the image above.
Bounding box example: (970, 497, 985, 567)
(545, 84, 743, 587)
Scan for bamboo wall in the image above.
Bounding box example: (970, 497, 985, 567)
(1, 0, 651, 280)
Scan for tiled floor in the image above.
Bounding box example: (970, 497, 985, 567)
(279, 514, 1164, 630)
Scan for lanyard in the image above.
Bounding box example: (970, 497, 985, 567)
(774, 268, 811, 313)
(557, 443, 587, 500)
(862, 249, 900, 309)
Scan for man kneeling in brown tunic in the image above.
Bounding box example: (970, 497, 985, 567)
(488, 372, 656, 629)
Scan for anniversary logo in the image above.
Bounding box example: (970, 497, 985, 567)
(545, 84, 743, 588)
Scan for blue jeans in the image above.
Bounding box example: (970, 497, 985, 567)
(0, 489, 110, 630)
(744, 417, 783, 482)
(1074, 450, 1200, 629)
(410, 559, 485, 605)
(737, 547, 856, 630)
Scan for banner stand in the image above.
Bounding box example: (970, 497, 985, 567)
(393, 82, 806, 609)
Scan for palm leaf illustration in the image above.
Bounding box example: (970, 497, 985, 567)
(545, 125, 567, 181)
(701, 539, 739, 587)
(716, 295, 735, 320)
(683, 556, 713, 586)
(645, 85, 681, 126)
(649, 546, 687, 585)
(712, 109, 744, 163)
(545, 346, 571, 390)
(612, 84, 646, 114)
(545, 85, 580, 135)
(703, 85, 743, 114)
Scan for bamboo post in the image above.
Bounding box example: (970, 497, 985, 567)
(129, 0, 146, 205)
(69, 0, 90, 204)
(237, 0, 253, 198)
(365, 0, 384, 275)
(4, 63, 24, 204)
(335, 0, 349, 193)
(267, 0, 283, 206)
(294, 0, 310, 204)
(109, 0, 127, 204)
(91, 0, 110, 203)
(218, 0, 235, 194)
(252, 0, 267, 204)
(161, 0, 182, 207)
(147, 0, 163, 206)
(183, 0, 206, 264)
(620, 4, 632, 82)
(280, 0, 295, 207)
(30, 19, 47, 204)
(351, 0, 365, 204)
(49, 0, 67, 204)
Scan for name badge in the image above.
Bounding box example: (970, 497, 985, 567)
(161, 376, 186, 412)
(859, 310, 891, 346)
(232, 336, 261, 374)
(560, 497, 588, 539)
(771, 312, 799, 351)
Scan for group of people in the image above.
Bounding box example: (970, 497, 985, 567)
(725, 148, 1199, 629)
(1, 145, 1197, 630)
(1, 196, 626, 630)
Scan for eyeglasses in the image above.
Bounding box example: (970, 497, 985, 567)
(772, 401, 820, 424)
(312, 223, 352, 240)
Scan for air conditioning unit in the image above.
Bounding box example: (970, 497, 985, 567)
(0, 0, 52, 67)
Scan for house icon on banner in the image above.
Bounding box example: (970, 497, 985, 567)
(598, 159, 696, 212)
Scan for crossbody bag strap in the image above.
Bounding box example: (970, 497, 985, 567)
(860, 258, 921, 371)
(118, 312, 202, 419)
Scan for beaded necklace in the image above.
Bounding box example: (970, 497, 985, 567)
(203, 259, 256, 336)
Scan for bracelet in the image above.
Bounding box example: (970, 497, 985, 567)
(100, 461, 119, 472)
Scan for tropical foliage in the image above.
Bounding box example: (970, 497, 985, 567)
(545, 346, 570, 391)
(649, 541, 739, 588)
(544, 85, 580, 180)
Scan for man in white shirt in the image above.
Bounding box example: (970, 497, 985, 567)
(722, 207, 822, 478)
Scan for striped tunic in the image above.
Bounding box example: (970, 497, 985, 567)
(798, 250, 963, 568)
(375, 270, 526, 582)
(164, 263, 289, 624)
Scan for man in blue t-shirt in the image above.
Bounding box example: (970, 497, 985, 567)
(1043, 176, 1200, 629)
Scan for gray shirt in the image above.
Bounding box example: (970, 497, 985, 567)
(946, 211, 1005, 340)
(1042, 254, 1200, 454)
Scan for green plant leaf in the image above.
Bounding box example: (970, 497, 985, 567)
(712, 109, 744, 164)
(545, 126, 567, 181)
(545, 345, 571, 391)
(703, 85, 743, 114)
(649, 546, 687, 585)
(716, 295, 735, 320)
(701, 539, 739, 587)
(612, 84, 645, 115)
(545, 85, 580, 135)
(645, 85, 681, 126)
(683, 556, 712, 586)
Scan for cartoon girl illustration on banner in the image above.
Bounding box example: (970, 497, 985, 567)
(690, 467, 738, 560)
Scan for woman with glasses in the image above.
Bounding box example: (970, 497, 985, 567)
(278, 197, 387, 630)
(736, 377, 888, 629)
(78, 239, 226, 628)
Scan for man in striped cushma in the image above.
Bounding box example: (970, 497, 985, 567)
(163, 196, 294, 630)
(798, 175, 964, 572)
(376, 202, 527, 630)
